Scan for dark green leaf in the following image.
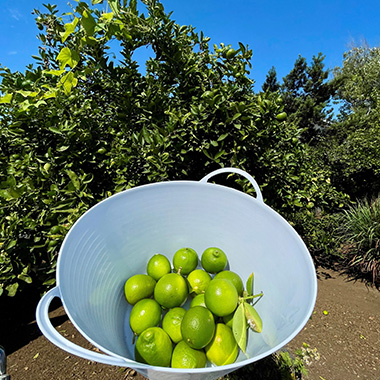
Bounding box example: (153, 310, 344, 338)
(82, 10, 96, 36)
(66, 170, 80, 190)
(49, 126, 61, 134)
(43, 278, 56, 286)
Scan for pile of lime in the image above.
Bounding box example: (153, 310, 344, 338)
(124, 247, 263, 368)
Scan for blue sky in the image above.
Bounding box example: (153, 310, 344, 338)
(1, 0, 380, 90)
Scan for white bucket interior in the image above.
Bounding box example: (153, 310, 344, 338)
(57, 180, 317, 376)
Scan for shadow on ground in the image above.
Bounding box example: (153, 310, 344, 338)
(0, 289, 68, 355)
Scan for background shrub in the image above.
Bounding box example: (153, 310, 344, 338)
(288, 209, 343, 267)
(337, 195, 380, 284)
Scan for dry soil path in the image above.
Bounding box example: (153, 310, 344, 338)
(2, 268, 379, 380)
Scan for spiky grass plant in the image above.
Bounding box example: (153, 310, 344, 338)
(338, 195, 380, 284)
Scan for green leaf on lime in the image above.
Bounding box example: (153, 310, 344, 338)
(246, 272, 254, 297)
(232, 302, 247, 353)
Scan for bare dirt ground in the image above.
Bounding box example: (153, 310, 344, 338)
(1, 267, 379, 380)
(287, 268, 379, 380)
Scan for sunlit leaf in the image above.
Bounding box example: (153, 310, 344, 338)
(18, 274, 33, 284)
(0, 93, 13, 103)
(49, 126, 61, 134)
(244, 302, 263, 333)
(232, 303, 247, 353)
(58, 72, 78, 94)
(42, 90, 57, 100)
(101, 12, 114, 22)
(66, 170, 80, 190)
(6, 283, 19, 297)
(43, 278, 56, 286)
(61, 17, 79, 42)
(56, 47, 80, 69)
(246, 272, 254, 297)
(44, 69, 66, 76)
(16, 90, 39, 98)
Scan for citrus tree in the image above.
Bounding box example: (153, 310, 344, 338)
(0, 0, 346, 296)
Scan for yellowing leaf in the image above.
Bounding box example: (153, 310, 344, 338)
(20, 100, 32, 111)
(101, 12, 114, 21)
(56, 47, 80, 69)
(42, 90, 57, 100)
(58, 72, 78, 94)
(0, 93, 13, 103)
(34, 100, 47, 108)
(16, 90, 39, 98)
(61, 17, 79, 42)
(44, 69, 66, 76)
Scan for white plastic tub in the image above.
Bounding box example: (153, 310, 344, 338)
(36, 168, 317, 380)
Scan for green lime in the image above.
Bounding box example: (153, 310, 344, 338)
(162, 307, 186, 344)
(276, 112, 287, 121)
(226, 48, 237, 59)
(124, 274, 156, 305)
(214, 270, 244, 295)
(129, 298, 162, 336)
(181, 306, 215, 349)
(154, 273, 188, 309)
(173, 248, 198, 275)
(201, 247, 227, 273)
(135, 327, 173, 367)
(187, 269, 211, 295)
(147, 253, 171, 281)
(204, 278, 238, 317)
(190, 293, 206, 308)
(171, 340, 207, 369)
(205, 323, 239, 366)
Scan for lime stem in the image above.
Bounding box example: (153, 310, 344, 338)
(239, 292, 263, 303)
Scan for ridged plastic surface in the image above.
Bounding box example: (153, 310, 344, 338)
(37, 170, 317, 380)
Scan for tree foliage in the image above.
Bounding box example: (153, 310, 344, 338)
(262, 66, 280, 93)
(0, 0, 347, 296)
(333, 45, 380, 118)
(317, 45, 380, 199)
(280, 53, 336, 144)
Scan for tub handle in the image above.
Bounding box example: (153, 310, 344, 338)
(0, 345, 10, 380)
(36, 287, 132, 367)
(200, 167, 264, 203)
